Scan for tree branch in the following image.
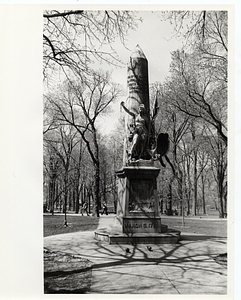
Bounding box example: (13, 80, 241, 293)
(43, 10, 84, 19)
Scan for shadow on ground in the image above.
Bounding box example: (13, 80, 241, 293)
(44, 232, 227, 294)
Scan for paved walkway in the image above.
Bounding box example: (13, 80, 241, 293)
(44, 215, 227, 294)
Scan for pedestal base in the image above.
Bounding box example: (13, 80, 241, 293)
(95, 216, 180, 244)
(94, 229, 181, 244)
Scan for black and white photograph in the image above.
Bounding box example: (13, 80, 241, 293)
(43, 8, 229, 295)
(1, 3, 239, 299)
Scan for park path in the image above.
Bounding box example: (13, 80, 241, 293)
(44, 215, 228, 294)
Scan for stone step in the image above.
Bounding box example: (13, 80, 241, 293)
(94, 229, 181, 245)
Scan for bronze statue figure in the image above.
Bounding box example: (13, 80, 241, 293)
(121, 101, 149, 162)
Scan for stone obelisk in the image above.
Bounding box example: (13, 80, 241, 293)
(127, 44, 150, 116)
(123, 45, 151, 165)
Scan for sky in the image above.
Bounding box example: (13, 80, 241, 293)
(107, 11, 182, 85)
(96, 11, 183, 134)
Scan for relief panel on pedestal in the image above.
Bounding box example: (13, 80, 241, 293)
(128, 178, 154, 214)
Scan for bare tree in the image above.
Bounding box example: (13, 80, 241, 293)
(161, 11, 227, 62)
(45, 70, 122, 216)
(164, 49, 227, 145)
(44, 124, 81, 224)
(207, 129, 227, 218)
(160, 11, 227, 145)
(43, 10, 139, 81)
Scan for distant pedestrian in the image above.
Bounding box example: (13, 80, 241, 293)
(101, 202, 108, 215)
(81, 201, 89, 216)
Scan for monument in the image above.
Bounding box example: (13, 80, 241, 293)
(95, 45, 180, 244)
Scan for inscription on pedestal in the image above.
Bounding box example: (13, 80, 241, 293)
(124, 222, 156, 229)
(123, 217, 162, 233)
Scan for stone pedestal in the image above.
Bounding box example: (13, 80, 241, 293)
(115, 162, 168, 234)
(94, 161, 180, 244)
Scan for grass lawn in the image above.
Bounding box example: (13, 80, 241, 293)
(44, 212, 227, 238)
(44, 214, 99, 237)
(162, 216, 227, 237)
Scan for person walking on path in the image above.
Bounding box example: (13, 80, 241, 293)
(101, 202, 108, 215)
(80, 201, 89, 216)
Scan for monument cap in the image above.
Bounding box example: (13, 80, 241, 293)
(130, 44, 147, 60)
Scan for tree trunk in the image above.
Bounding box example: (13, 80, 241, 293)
(63, 193, 68, 225)
(192, 150, 198, 216)
(201, 173, 206, 214)
(93, 163, 100, 217)
(92, 128, 101, 217)
(218, 179, 224, 218)
(88, 189, 92, 215)
(49, 179, 54, 215)
(177, 174, 183, 216)
(223, 182, 227, 217)
(113, 178, 117, 214)
(166, 179, 173, 215)
(217, 163, 226, 218)
(186, 159, 192, 216)
(75, 186, 80, 214)
(63, 174, 68, 225)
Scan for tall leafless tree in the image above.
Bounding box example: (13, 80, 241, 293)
(43, 10, 139, 81)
